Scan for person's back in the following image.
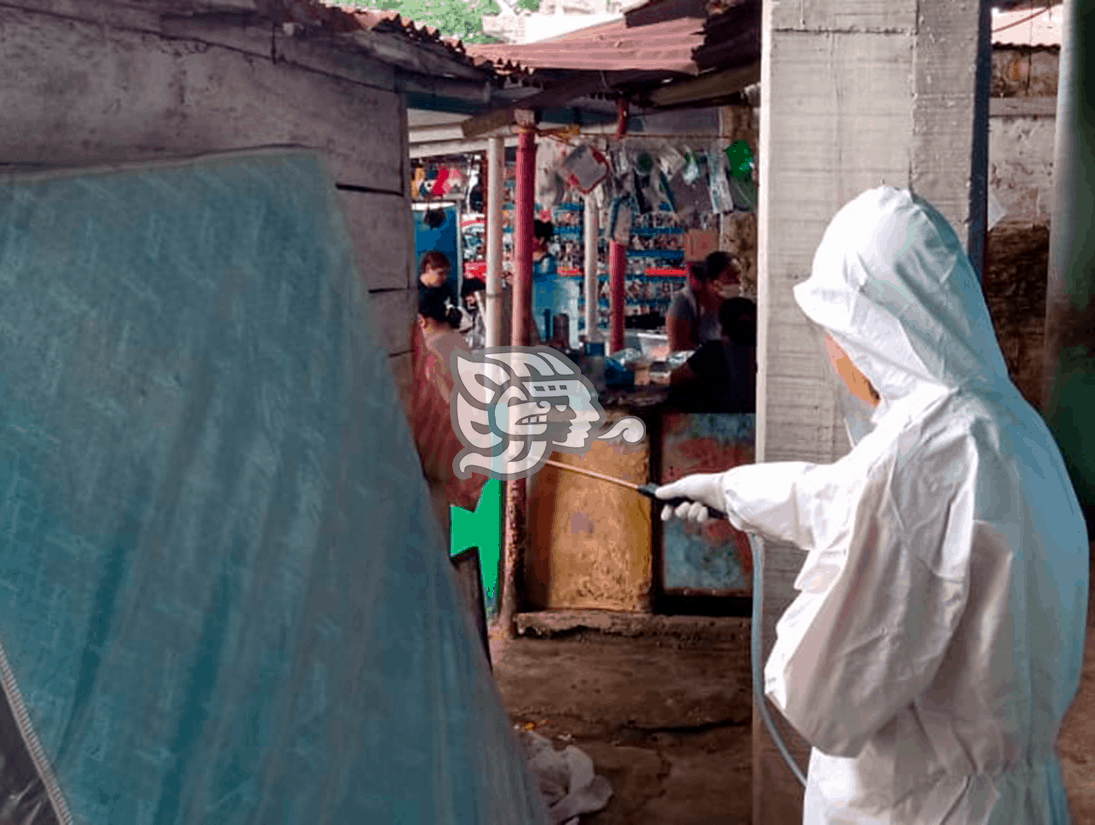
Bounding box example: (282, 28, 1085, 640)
(790, 380, 1087, 821)
(916, 385, 1084, 809)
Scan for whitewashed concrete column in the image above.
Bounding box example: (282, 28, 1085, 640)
(583, 194, 600, 342)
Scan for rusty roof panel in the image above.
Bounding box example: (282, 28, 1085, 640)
(242, 0, 510, 72)
(466, 15, 706, 74)
(992, 5, 1062, 48)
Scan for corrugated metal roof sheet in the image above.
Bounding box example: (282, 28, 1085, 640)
(251, 0, 509, 72)
(992, 5, 1062, 47)
(466, 14, 707, 74)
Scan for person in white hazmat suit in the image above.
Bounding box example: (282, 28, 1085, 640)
(656, 187, 1089, 823)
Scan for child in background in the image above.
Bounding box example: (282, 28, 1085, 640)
(460, 276, 486, 351)
(531, 220, 560, 342)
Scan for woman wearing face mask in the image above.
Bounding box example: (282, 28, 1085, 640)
(666, 250, 742, 352)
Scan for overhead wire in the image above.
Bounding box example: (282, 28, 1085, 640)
(991, 3, 1053, 34)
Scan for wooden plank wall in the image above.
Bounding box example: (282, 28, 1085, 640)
(755, 0, 985, 821)
(0, 1, 416, 409)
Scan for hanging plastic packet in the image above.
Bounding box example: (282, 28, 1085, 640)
(723, 139, 757, 213)
(632, 170, 654, 215)
(535, 140, 567, 210)
(659, 144, 687, 178)
(728, 176, 758, 213)
(665, 170, 706, 219)
(635, 151, 664, 214)
(559, 144, 611, 194)
(707, 149, 734, 214)
(608, 196, 633, 244)
(645, 177, 665, 213)
(725, 140, 756, 183)
(615, 145, 632, 176)
(659, 169, 679, 217)
(681, 146, 702, 185)
(588, 180, 606, 211)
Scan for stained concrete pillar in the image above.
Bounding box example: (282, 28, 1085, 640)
(718, 105, 759, 296)
(1044, 0, 1095, 532)
(755, 1, 991, 821)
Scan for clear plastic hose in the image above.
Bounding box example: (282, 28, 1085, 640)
(748, 533, 808, 788)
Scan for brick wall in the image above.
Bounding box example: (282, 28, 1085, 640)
(984, 224, 1050, 408)
(983, 46, 1058, 410)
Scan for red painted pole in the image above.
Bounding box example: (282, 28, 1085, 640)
(512, 126, 536, 347)
(499, 123, 537, 640)
(609, 240, 626, 353)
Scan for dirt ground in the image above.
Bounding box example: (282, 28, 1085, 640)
(491, 627, 754, 824)
(491, 549, 1095, 824)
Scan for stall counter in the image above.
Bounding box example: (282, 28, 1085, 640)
(524, 389, 756, 613)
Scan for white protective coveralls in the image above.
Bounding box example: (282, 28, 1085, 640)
(663, 187, 1089, 823)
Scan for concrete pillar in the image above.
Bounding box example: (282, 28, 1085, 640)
(755, 1, 991, 821)
(1044, 0, 1095, 533)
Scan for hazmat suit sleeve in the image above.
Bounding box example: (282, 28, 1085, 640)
(722, 444, 970, 759)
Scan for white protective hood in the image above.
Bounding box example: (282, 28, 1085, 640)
(722, 187, 1089, 823)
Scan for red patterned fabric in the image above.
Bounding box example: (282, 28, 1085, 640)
(411, 324, 487, 512)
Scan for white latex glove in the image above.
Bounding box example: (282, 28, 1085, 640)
(654, 473, 728, 525)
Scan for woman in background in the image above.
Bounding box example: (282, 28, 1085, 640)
(666, 250, 742, 352)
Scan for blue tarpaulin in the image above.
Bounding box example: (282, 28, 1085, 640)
(0, 149, 549, 825)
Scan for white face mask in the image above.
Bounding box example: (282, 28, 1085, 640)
(808, 322, 881, 447)
(716, 284, 740, 299)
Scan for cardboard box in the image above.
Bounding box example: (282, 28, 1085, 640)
(684, 229, 718, 262)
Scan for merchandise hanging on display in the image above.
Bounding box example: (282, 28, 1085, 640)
(558, 144, 610, 194)
(439, 128, 755, 341)
(707, 148, 735, 214)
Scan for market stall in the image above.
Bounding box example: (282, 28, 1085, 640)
(410, 128, 757, 347)
(410, 115, 761, 615)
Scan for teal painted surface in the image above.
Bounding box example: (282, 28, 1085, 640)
(450, 478, 503, 617)
(0, 151, 547, 824)
(1044, 0, 1095, 521)
(661, 413, 755, 593)
(1046, 350, 1095, 509)
(413, 206, 459, 295)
